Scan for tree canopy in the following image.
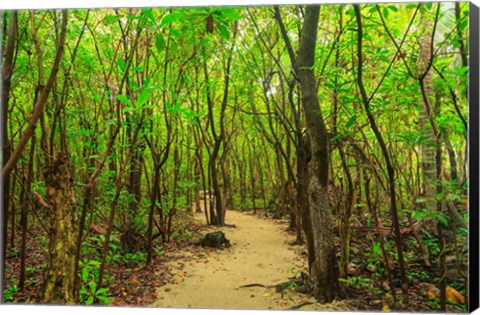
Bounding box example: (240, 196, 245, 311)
(1, 2, 470, 311)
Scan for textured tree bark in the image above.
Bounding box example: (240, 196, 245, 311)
(19, 135, 36, 291)
(1, 11, 17, 298)
(418, 20, 437, 213)
(297, 5, 339, 303)
(40, 152, 78, 304)
(298, 133, 314, 270)
(194, 147, 203, 213)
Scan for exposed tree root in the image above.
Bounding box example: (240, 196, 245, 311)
(286, 301, 314, 310)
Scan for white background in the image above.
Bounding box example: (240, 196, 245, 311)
(0, 0, 479, 315)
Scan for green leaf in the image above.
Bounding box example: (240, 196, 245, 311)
(446, 194, 458, 201)
(453, 66, 469, 76)
(117, 58, 125, 72)
(97, 295, 112, 305)
(383, 7, 389, 19)
(331, 134, 341, 141)
(160, 11, 183, 27)
(104, 15, 122, 25)
(82, 268, 89, 282)
(218, 8, 242, 21)
(117, 95, 133, 107)
(170, 29, 181, 37)
(346, 116, 356, 128)
(88, 281, 97, 293)
(155, 34, 166, 52)
(86, 295, 94, 305)
(137, 89, 153, 108)
(458, 227, 468, 236)
(459, 19, 468, 33)
(141, 8, 156, 23)
(79, 287, 88, 295)
(436, 213, 448, 226)
(388, 5, 398, 12)
(95, 288, 108, 295)
(415, 197, 427, 203)
(217, 23, 230, 40)
(131, 63, 145, 72)
(346, 8, 355, 17)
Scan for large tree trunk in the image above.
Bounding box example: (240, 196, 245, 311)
(40, 152, 78, 304)
(298, 133, 314, 269)
(297, 5, 339, 303)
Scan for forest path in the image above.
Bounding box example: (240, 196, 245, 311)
(151, 210, 347, 310)
(152, 210, 306, 310)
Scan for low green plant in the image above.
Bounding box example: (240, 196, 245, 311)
(429, 297, 440, 310)
(340, 276, 384, 296)
(407, 270, 430, 283)
(171, 230, 181, 239)
(287, 281, 298, 289)
(339, 276, 372, 289)
(79, 259, 111, 305)
(39, 236, 48, 248)
(122, 252, 147, 264)
(107, 241, 122, 264)
(6, 247, 19, 258)
(424, 238, 441, 257)
(154, 245, 165, 256)
(372, 241, 381, 258)
(26, 265, 43, 277)
(3, 285, 19, 303)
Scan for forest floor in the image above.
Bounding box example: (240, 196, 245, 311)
(4, 206, 466, 311)
(151, 210, 352, 311)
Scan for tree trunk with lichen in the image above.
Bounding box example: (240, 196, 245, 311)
(297, 5, 339, 303)
(40, 152, 78, 304)
(418, 20, 437, 213)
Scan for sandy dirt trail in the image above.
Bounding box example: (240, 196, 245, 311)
(152, 210, 314, 310)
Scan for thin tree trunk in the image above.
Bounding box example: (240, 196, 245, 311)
(298, 135, 314, 269)
(19, 135, 36, 290)
(2, 10, 68, 178)
(147, 166, 160, 264)
(194, 137, 203, 213)
(354, 4, 409, 305)
(249, 140, 257, 213)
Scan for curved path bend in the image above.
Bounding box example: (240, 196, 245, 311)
(152, 210, 348, 311)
